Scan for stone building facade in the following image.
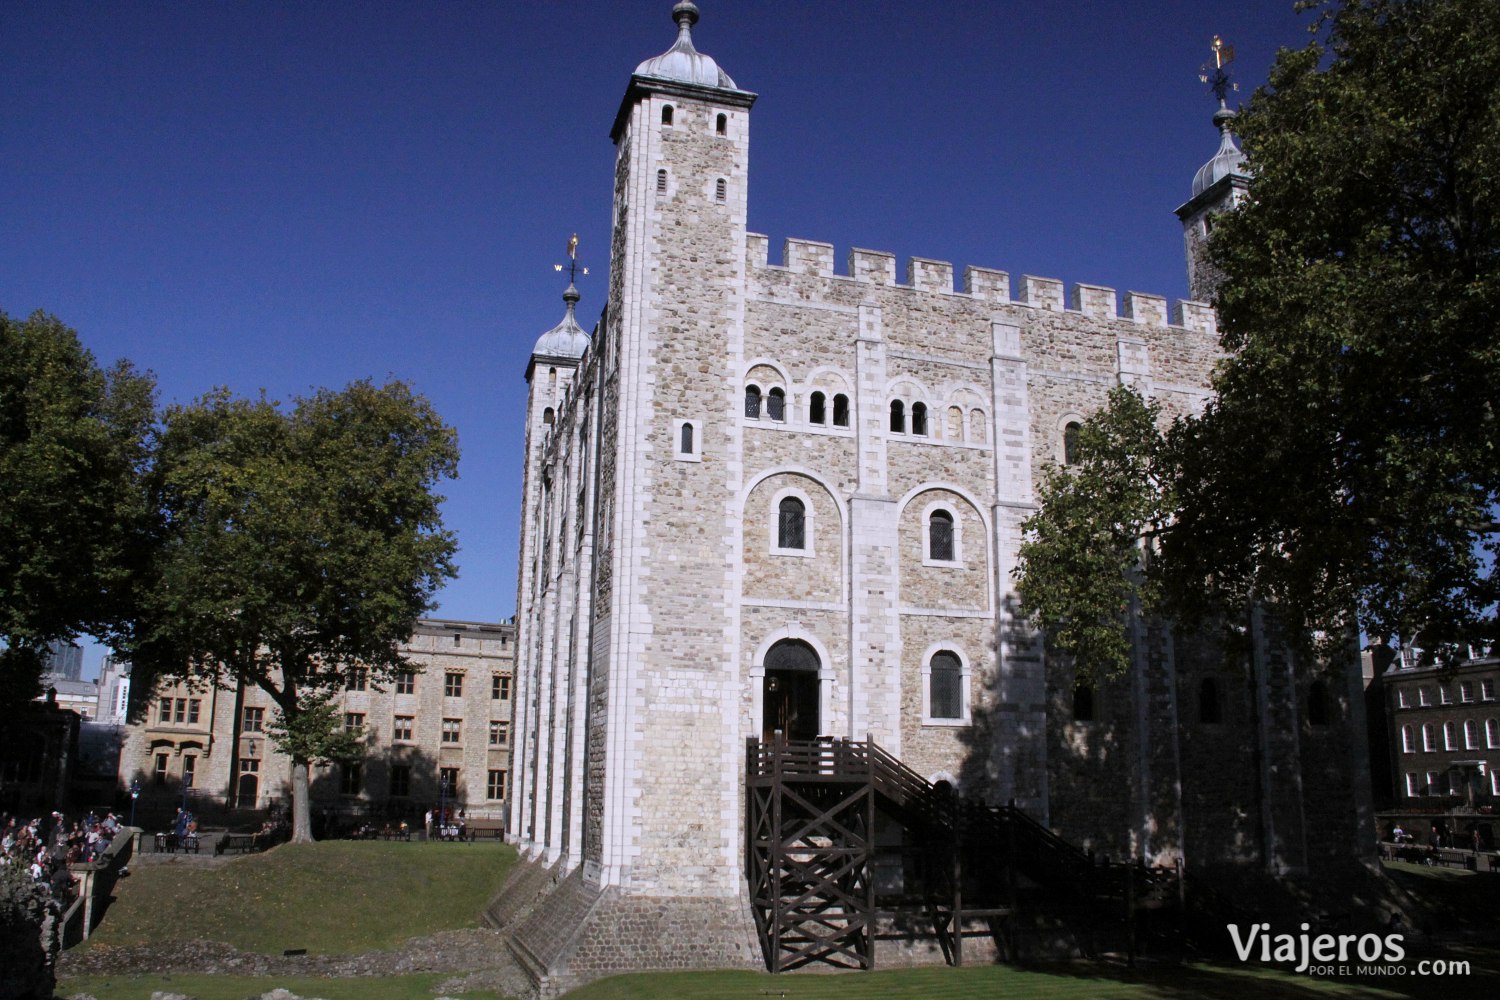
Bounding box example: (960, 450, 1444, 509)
(505, 4, 1375, 989)
(117, 618, 515, 823)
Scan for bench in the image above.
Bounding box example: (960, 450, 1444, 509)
(154, 832, 200, 854)
(216, 833, 260, 855)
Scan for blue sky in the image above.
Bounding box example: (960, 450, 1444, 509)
(2, 1, 1310, 674)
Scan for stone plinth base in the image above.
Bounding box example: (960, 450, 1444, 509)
(496, 859, 761, 997)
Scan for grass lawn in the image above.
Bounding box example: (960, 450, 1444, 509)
(78, 840, 515, 955)
(56, 972, 507, 1000)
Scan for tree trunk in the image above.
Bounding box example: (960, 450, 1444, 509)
(290, 757, 316, 843)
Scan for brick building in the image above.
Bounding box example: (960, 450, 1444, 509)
(117, 618, 515, 824)
(505, 5, 1376, 990)
(1380, 649, 1499, 809)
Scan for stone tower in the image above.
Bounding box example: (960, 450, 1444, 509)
(1175, 104, 1250, 302)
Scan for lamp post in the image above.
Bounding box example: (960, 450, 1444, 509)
(129, 779, 140, 828)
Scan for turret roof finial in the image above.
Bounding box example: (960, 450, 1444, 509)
(532, 234, 591, 364)
(1190, 36, 1248, 198)
(634, 1, 738, 90)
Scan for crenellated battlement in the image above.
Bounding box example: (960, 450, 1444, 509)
(747, 233, 1216, 335)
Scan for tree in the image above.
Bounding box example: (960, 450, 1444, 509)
(0, 311, 155, 709)
(1163, 0, 1500, 660)
(128, 380, 458, 842)
(1014, 387, 1171, 681)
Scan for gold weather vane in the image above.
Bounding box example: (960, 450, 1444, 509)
(1199, 35, 1240, 104)
(554, 233, 589, 284)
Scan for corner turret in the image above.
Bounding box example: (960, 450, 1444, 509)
(1175, 37, 1251, 302)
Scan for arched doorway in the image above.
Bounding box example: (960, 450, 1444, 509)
(762, 639, 820, 742)
(237, 772, 258, 808)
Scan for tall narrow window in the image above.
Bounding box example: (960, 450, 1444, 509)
(1072, 683, 1095, 722)
(809, 392, 826, 425)
(929, 651, 963, 720)
(656, 169, 667, 193)
(1401, 724, 1415, 753)
(340, 762, 361, 795)
(1488, 718, 1499, 748)
(1198, 677, 1222, 724)
(1064, 421, 1082, 465)
(928, 510, 955, 562)
(777, 497, 805, 550)
(182, 755, 196, 789)
(680, 422, 694, 454)
(716, 112, 727, 135)
(661, 104, 673, 125)
(715, 178, 726, 202)
(154, 753, 168, 785)
(389, 764, 411, 798)
(744, 384, 761, 418)
(439, 767, 459, 797)
(767, 387, 785, 421)
(487, 769, 508, 800)
(833, 394, 850, 427)
(890, 400, 905, 433)
(948, 406, 963, 440)
(1465, 719, 1479, 749)
(1307, 680, 1330, 726)
(911, 402, 928, 436)
(1423, 723, 1436, 751)
(969, 409, 987, 444)
(1444, 721, 1457, 749)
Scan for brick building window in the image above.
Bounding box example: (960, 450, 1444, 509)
(442, 718, 461, 744)
(444, 672, 463, 698)
(154, 752, 168, 785)
(1401, 724, 1415, 753)
(715, 178, 726, 203)
(182, 755, 196, 788)
(1419, 686, 1432, 706)
(487, 769, 507, 800)
(744, 384, 761, 418)
(396, 671, 415, 695)
(833, 394, 850, 427)
(1444, 721, 1457, 750)
(911, 402, 928, 436)
(174, 698, 187, 724)
(1422, 723, 1437, 752)
(716, 112, 726, 135)
(439, 767, 459, 797)
(890, 400, 905, 433)
(346, 669, 368, 692)
(389, 764, 410, 798)
(809, 392, 826, 425)
(340, 762, 361, 795)
(1397, 689, 1410, 708)
(1405, 773, 1419, 797)
(492, 675, 511, 700)
(1488, 718, 1499, 748)
(1063, 421, 1083, 465)
(1483, 679, 1496, 700)
(344, 712, 365, 735)
(1072, 683, 1095, 722)
(1425, 771, 1439, 796)
(393, 716, 414, 742)
(1464, 719, 1479, 749)
(1440, 685, 1453, 705)
(1461, 681, 1475, 702)
(1307, 680, 1331, 726)
(242, 707, 264, 733)
(158, 697, 172, 724)
(661, 104, 673, 126)
(767, 387, 786, 422)
(188, 699, 201, 725)
(489, 720, 509, 747)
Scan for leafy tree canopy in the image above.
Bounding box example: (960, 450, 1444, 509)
(1167, 0, 1500, 660)
(0, 310, 155, 708)
(127, 379, 458, 840)
(1015, 387, 1170, 681)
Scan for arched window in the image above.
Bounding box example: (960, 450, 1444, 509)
(911, 402, 928, 436)
(809, 392, 826, 425)
(1064, 421, 1082, 465)
(543, 407, 554, 425)
(715, 178, 726, 202)
(1488, 718, 1499, 748)
(1307, 679, 1331, 726)
(928, 509, 955, 562)
(1422, 723, 1436, 751)
(890, 400, 905, 433)
(1198, 677, 1221, 724)
(661, 104, 673, 125)
(948, 406, 963, 440)
(1401, 724, 1415, 753)
(716, 113, 727, 135)
(1072, 683, 1095, 722)
(744, 384, 761, 418)
(1444, 721, 1457, 749)
(929, 651, 963, 720)
(969, 409, 987, 444)
(656, 169, 668, 193)
(680, 423, 694, 454)
(767, 387, 786, 422)
(777, 497, 805, 550)
(1465, 719, 1479, 749)
(832, 394, 850, 427)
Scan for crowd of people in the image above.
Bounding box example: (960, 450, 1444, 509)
(0, 809, 124, 902)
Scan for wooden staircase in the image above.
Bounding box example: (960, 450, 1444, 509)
(745, 736, 1181, 972)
